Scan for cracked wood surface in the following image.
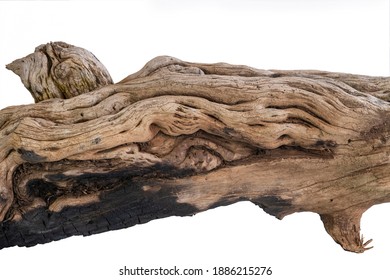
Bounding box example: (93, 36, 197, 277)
(0, 42, 389, 252)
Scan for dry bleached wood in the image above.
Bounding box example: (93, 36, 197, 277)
(6, 42, 113, 102)
(0, 42, 389, 252)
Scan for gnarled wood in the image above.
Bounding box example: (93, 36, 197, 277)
(6, 41, 113, 102)
(0, 42, 389, 252)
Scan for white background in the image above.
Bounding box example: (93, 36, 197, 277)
(0, 1, 389, 279)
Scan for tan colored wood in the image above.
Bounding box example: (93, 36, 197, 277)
(0, 42, 389, 252)
(6, 41, 113, 102)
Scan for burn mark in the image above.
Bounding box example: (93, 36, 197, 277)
(17, 148, 46, 163)
(27, 179, 61, 204)
(17, 161, 196, 206)
(0, 174, 199, 249)
(252, 195, 292, 218)
(315, 140, 337, 148)
(92, 137, 101, 144)
(3, 156, 295, 249)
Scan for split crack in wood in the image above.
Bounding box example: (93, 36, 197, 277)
(0, 41, 389, 252)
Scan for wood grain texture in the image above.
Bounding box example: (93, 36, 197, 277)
(6, 41, 113, 102)
(0, 43, 389, 252)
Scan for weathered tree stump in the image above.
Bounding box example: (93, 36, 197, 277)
(0, 42, 389, 252)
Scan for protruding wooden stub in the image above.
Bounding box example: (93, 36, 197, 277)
(6, 41, 113, 102)
(321, 207, 373, 253)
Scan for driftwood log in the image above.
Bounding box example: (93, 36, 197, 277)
(0, 42, 389, 253)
